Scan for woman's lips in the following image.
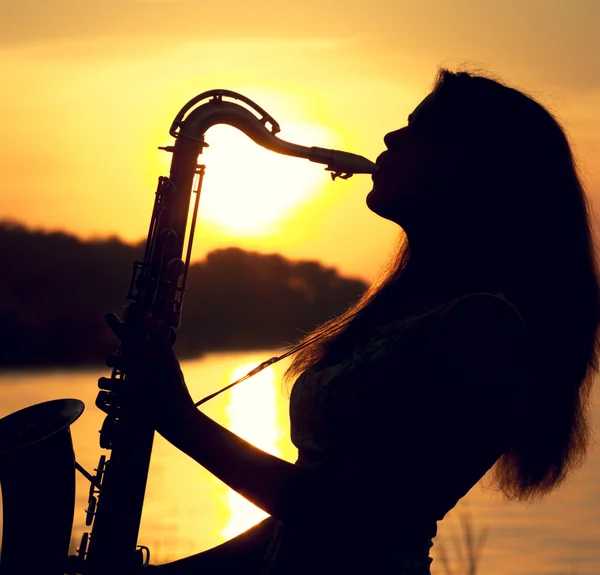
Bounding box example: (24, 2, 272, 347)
(373, 151, 391, 182)
(376, 151, 388, 166)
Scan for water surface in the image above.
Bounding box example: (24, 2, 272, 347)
(0, 351, 598, 575)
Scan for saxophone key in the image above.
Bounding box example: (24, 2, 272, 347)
(98, 375, 118, 392)
(85, 494, 97, 526)
(95, 454, 107, 484)
(96, 389, 118, 413)
(99, 415, 117, 449)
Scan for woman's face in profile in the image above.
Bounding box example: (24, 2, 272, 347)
(367, 91, 454, 229)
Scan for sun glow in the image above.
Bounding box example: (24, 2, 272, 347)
(195, 122, 334, 237)
(221, 362, 281, 539)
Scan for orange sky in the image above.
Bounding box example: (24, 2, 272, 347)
(1, 0, 599, 282)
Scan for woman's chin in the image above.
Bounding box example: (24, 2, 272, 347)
(367, 188, 390, 216)
(366, 188, 403, 226)
(366, 188, 377, 211)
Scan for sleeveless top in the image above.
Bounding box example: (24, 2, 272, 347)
(260, 292, 528, 575)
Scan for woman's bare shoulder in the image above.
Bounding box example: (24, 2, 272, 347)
(439, 292, 527, 332)
(430, 292, 529, 386)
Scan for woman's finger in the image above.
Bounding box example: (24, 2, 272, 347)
(137, 312, 170, 346)
(105, 312, 128, 341)
(105, 353, 127, 370)
(107, 310, 171, 350)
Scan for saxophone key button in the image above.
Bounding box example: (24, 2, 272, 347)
(98, 376, 118, 392)
(77, 532, 89, 562)
(85, 495, 97, 526)
(95, 454, 107, 482)
(95, 390, 117, 413)
(167, 257, 185, 278)
(99, 415, 117, 449)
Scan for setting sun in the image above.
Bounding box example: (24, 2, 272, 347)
(194, 123, 334, 236)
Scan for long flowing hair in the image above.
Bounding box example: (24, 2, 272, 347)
(285, 69, 600, 502)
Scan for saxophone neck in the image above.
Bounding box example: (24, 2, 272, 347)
(170, 89, 281, 138)
(169, 89, 377, 179)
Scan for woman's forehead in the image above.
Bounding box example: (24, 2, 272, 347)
(409, 92, 436, 122)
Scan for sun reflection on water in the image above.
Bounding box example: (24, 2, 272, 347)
(1, 360, 600, 573)
(220, 362, 282, 539)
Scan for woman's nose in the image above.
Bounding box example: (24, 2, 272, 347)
(384, 127, 407, 151)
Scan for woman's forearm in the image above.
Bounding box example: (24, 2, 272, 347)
(162, 405, 323, 520)
(157, 517, 277, 574)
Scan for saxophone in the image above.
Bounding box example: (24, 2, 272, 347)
(0, 90, 376, 574)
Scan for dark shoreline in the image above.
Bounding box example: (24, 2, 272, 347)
(0, 221, 367, 370)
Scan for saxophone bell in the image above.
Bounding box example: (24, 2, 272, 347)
(0, 399, 84, 575)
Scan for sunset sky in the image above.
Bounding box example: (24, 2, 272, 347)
(1, 0, 599, 282)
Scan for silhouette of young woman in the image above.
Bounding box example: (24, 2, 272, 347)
(104, 69, 600, 575)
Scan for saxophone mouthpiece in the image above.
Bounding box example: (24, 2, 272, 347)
(309, 147, 378, 179)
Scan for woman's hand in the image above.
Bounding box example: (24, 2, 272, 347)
(100, 312, 323, 521)
(100, 311, 197, 441)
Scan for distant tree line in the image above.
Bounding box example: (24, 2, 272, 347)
(0, 222, 367, 367)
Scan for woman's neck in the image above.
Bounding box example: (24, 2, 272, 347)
(379, 255, 492, 323)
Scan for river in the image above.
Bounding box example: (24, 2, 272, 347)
(1, 350, 599, 575)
